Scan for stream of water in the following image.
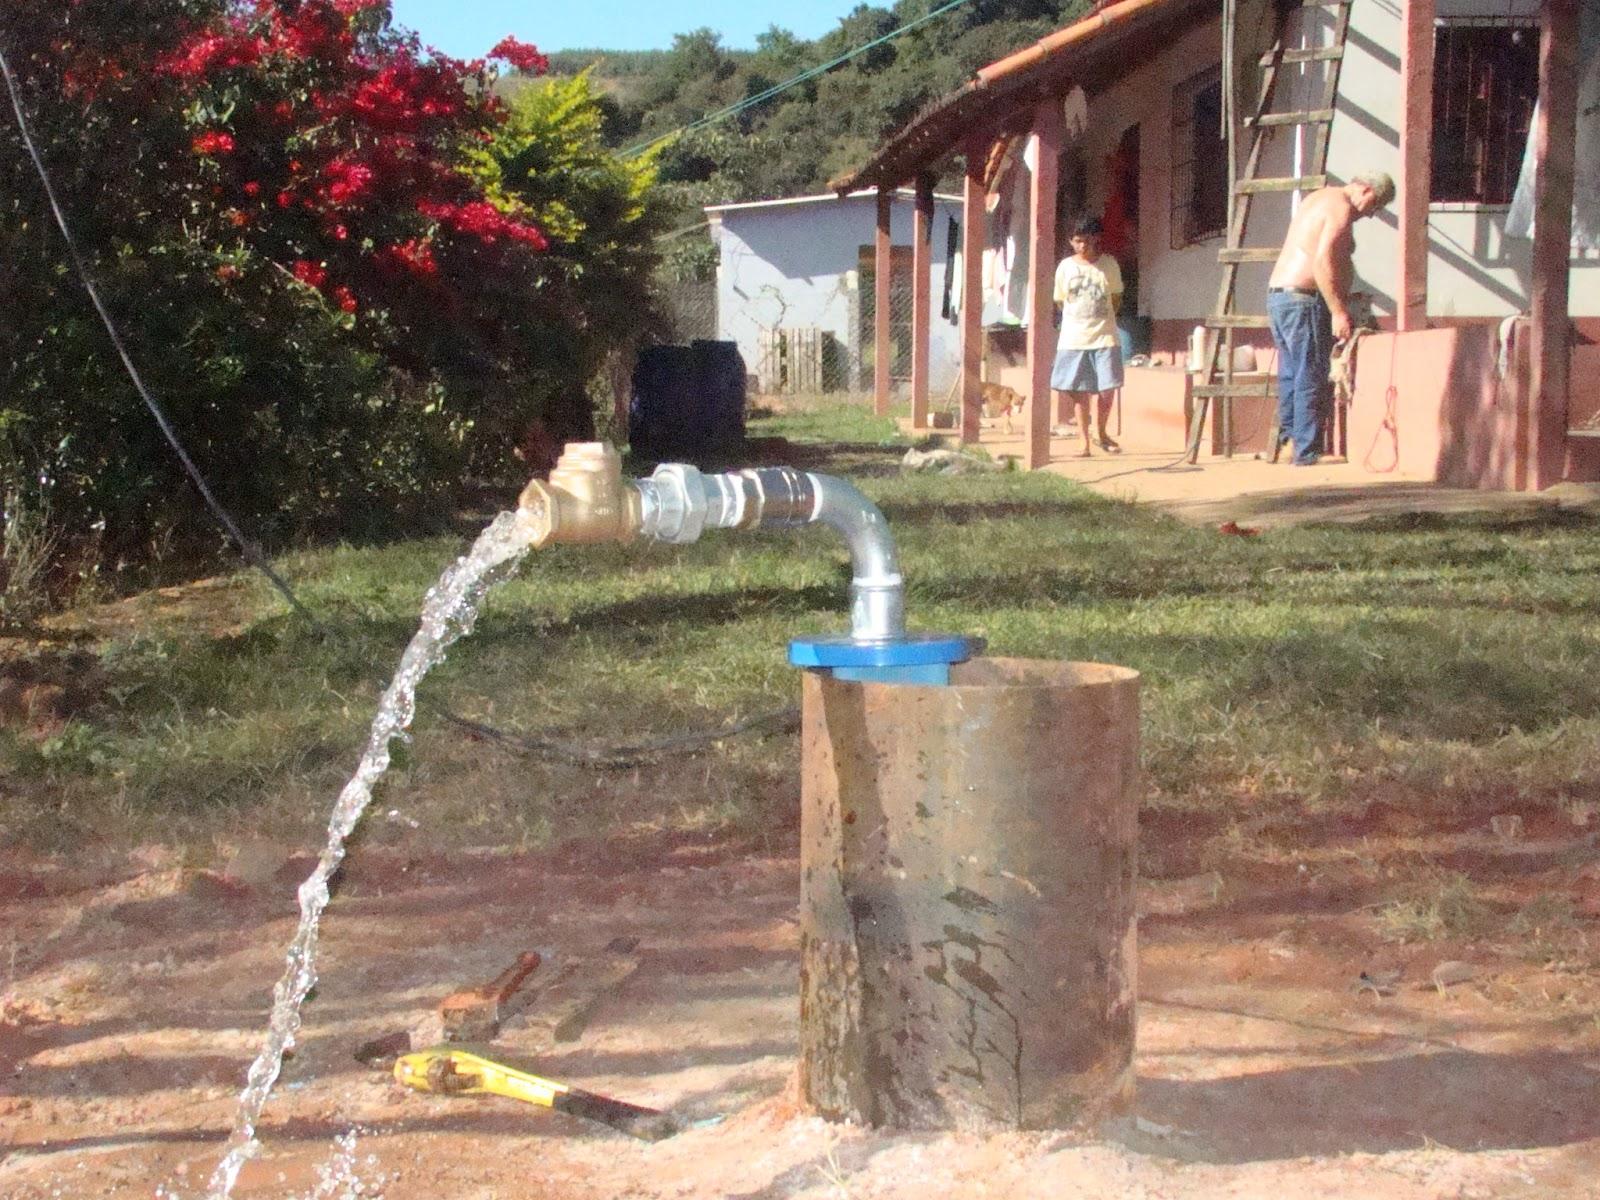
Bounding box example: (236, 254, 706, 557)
(203, 503, 544, 1200)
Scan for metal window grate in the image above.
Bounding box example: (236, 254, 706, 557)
(1430, 20, 1539, 206)
(1170, 66, 1228, 249)
(857, 246, 915, 387)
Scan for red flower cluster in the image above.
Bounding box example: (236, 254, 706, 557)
(161, 31, 263, 79)
(418, 200, 548, 250)
(192, 130, 236, 156)
(292, 260, 330, 289)
(381, 238, 439, 278)
(273, 3, 355, 62)
(346, 60, 467, 131)
(321, 158, 376, 205)
(487, 36, 549, 75)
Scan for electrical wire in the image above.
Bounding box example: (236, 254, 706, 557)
(1, 39, 799, 768)
(0, 40, 324, 634)
(620, 0, 976, 159)
(441, 705, 801, 767)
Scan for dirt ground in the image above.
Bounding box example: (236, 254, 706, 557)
(4, 802, 1600, 1200)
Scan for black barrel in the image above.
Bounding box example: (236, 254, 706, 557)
(629, 341, 746, 461)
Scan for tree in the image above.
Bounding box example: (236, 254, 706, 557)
(0, 0, 655, 592)
(465, 70, 668, 445)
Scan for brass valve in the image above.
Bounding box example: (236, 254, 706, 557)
(517, 442, 643, 546)
(514, 442, 903, 643)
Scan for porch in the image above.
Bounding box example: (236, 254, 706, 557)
(912, 311, 1600, 491)
(837, 0, 1593, 493)
(912, 411, 1600, 530)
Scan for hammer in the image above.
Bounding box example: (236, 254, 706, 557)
(439, 951, 542, 1042)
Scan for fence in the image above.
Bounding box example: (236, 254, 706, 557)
(653, 272, 930, 401)
(656, 278, 717, 344)
(755, 327, 844, 394)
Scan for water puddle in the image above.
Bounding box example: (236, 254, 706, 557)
(200, 505, 542, 1199)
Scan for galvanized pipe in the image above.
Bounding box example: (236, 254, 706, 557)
(803, 471, 905, 643)
(638, 464, 904, 644)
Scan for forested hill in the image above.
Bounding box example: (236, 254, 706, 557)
(541, 0, 1094, 211)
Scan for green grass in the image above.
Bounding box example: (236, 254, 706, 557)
(8, 398, 1600, 856)
(1375, 870, 1493, 943)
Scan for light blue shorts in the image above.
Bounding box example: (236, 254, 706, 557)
(1051, 346, 1124, 393)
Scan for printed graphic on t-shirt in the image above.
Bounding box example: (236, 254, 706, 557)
(1061, 272, 1110, 323)
(1054, 254, 1121, 350)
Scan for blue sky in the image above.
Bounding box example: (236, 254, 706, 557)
(388, 0, 873, 57)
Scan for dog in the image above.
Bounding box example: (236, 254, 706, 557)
(980, 382, 1024, 434)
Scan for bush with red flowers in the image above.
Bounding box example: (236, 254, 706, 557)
(0, 0, 662, 596)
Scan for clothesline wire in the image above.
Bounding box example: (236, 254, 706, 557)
(619, 0, 974, 158)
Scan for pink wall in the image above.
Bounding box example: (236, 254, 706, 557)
(1118, 365, 1191, 449)
(1569, 342, 1600, 429)
(1346, 325, 1529, 488)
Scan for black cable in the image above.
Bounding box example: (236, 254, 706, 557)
(0, 40, 325, 634)
(439, 705, 800, 768)
(2, 40, 798, 770)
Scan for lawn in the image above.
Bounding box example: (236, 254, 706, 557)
(6, 400, 1600, 1200)
(6, 399, 1600, 859)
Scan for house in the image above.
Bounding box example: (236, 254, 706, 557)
(706, 190, 965, 400)
(831, 0, 1599, 490)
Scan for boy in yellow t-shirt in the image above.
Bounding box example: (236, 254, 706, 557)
(1051, 216, 1124, 457)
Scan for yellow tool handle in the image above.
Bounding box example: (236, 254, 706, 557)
(395, 1048, 564, 1104)
(394, 1047, 676, 1141)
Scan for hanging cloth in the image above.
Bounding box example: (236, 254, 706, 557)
(1506, 4, 1600, 249)
(981, 131, 1032, 326)
(942, 215, 960, 321)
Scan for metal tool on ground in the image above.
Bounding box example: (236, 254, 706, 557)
(394, 1045, 678, 1141)
(439, 950, 542, 1042)
(1354, 968, 1403, 998)
(352, 1029, 412, 1069)
(521, 937, 640, 1049)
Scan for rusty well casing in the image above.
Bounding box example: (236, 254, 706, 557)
(798, 657, 1140, 1132)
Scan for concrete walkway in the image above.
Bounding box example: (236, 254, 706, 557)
(934, 425, 1600, 528)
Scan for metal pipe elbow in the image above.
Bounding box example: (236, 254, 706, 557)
(804, 472, 905, 643)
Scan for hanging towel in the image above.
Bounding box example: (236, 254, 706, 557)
(1507, 5, 1600, 249)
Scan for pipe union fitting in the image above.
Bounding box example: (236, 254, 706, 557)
(741, 468, 815, 527)
(643, 463, 709, 544)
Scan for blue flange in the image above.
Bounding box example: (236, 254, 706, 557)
(788, 633, 982, 685)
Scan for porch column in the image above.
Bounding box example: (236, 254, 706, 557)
(960, 148, 986, 444)
(1026, 99, 1063, 471)
(1398, 0, 1434, 331)
(911, 173, 934, 430)
(1529, 0, 1579, 489)
(875, 187, 894, 417)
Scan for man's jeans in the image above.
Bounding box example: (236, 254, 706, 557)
(1267, 290, 1332, 464)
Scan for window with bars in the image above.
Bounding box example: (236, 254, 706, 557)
(1430, 19, 1539, 205)
(1170, 66, 1228, 248)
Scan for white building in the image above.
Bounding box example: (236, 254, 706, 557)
(706, 190, 965, 397)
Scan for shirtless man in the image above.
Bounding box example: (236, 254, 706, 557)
(1266, 172, 1392, 465)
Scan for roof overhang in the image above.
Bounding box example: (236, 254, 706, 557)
(831, 0, 1215, 194)
(704, 187, 962, 216)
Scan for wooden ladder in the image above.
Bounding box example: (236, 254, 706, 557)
(1184, 0, 1353, 463)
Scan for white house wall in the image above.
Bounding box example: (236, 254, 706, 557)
(1073, 13, 1297, 322)
(1075, 0, 1598, 322)
(711, 196, 965, 393)
(1326, 0, 1598, 317)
